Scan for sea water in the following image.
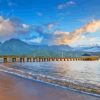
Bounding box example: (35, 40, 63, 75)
(0, 60, 100, 93)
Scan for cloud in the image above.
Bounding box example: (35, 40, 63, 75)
(36, 12, 43, 16)
(1, 16, 98, 46)
(32, 25, 45, 35)
(47, 23, 56, 30)
(0, 16, 50, 44)
(17, 23, 30, 34)
(57, 1, 76, 9)
(26, 37, 43, 44)
(7, 0, 17, 7)
(1, 16, 100, 46)
(0, 16, 31, 41)
(47, 22, 59, 30)
(22, 24, 29, 29)
(53, 20, 100, 45)
(0, 16, 50, 43)
(0, 16, 15, 40)
(78, 16, 96, 23)
(74, 36, 100, 46)
(47, 23, 54, 30)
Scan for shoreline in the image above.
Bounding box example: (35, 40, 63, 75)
(0, 71, 100, 100)
(0, 63, 100, 97)
(4, 71, 100, 98)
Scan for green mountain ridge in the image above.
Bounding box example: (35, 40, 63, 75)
(0, 38, 99, 57)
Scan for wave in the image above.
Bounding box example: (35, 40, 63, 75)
(0, 63, 100, 97)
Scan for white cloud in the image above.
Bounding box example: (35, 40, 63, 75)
(27, 37, 43, 44)
(54, 30, 69, 35)
(79, 16, 96, 23)
(73, 36, 100, 46)
(7, 0, 17, 7)
(36, 12, 43, 16)
(53, 20, 100, 45)
(57, 1, 76, 9)
(0, 16, 15, 40)
(22, 24, 29, 29)
(0, 16, 31, 41)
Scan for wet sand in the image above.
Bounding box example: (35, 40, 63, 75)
(0, 72, 100, 100)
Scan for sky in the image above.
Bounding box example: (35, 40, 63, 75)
(0, 0, 100, 46)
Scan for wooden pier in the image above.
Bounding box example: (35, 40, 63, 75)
(0, 55, 99, 63)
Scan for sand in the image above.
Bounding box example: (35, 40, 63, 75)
(0, 71, 100, 100)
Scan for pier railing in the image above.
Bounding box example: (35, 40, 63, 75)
(0, 55, 99, 63)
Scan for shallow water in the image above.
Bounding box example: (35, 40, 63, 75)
(0, 60, 100, 91)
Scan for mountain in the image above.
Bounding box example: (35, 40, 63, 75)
(75, 46, 100, 52)
(0, 39, 33, 55)
(48, 45, 72, 51)
(0, 38, 99, 57)
(0, 38, 72, 56)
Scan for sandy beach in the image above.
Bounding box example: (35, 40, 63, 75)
(0, 71, 99, 100)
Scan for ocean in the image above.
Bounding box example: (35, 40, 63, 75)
(0, 60, 100, 94)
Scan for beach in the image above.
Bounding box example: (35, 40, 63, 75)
(0, 71, 100, 100)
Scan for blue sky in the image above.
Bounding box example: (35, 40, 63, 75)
(0, 0, 100, 46)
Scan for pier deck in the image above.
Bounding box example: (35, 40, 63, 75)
(0, 55, 99, 63)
